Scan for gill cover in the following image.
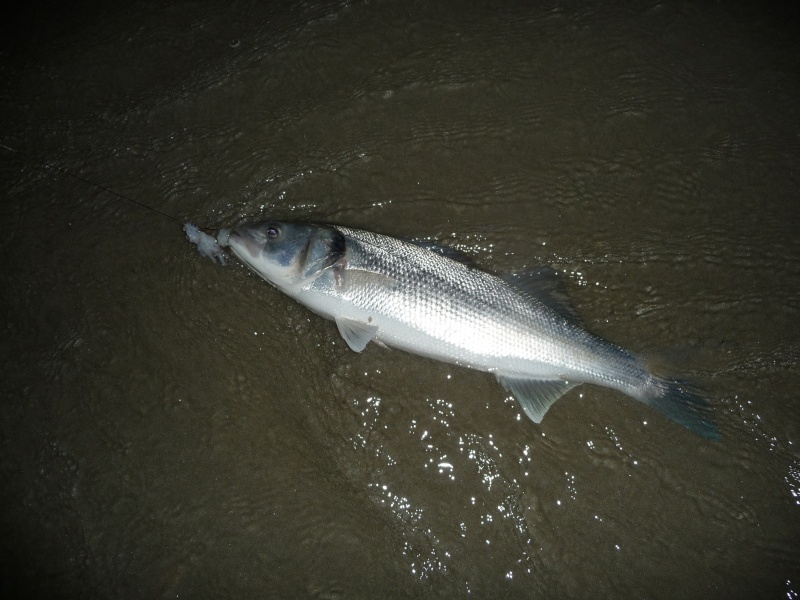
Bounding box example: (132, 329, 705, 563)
(236, 221, 346, 287)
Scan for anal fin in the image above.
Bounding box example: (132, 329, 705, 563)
(496, 375, 578, 423)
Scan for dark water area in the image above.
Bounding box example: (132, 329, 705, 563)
(2, 1, 799, 598)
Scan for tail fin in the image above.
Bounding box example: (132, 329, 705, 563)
(637, 376, 721, 440)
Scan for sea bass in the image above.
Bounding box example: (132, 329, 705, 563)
(189, 220, 719, 440)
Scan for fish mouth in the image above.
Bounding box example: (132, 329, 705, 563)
(224, 227, 263, 260)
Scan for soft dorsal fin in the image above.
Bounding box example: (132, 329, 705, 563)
(502, 267, 582, 324)
(335, 317, 378, 352)
(496, 375, 579, 423)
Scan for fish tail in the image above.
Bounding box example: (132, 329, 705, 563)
(635, 375, 721, 440)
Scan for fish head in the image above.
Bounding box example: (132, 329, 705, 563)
(226, 220, 345, 289)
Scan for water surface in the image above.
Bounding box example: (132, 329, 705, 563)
(1, 1, 799, 598)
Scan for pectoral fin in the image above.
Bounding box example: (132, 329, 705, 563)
(496, 375, 578, 423)
(335, 317, 379, 352)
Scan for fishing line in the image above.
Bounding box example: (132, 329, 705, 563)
(0, 141, 183, 225)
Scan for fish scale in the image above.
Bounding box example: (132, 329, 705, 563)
(335, 226, 619, 376)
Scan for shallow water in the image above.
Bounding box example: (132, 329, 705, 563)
(2, 1, 799, 598)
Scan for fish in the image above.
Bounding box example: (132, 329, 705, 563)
(188, 220, 720, 440)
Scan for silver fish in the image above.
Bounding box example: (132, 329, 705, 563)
(213, 220, 719, 440)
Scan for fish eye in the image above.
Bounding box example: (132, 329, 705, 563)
(266, 225, 280, 239)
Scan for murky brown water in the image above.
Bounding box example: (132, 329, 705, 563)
(2, 1, 799, 598)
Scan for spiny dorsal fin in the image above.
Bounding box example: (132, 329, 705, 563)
(408, 239, 478, 267)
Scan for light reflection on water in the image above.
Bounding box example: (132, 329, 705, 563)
(349, 382, 544, 585)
